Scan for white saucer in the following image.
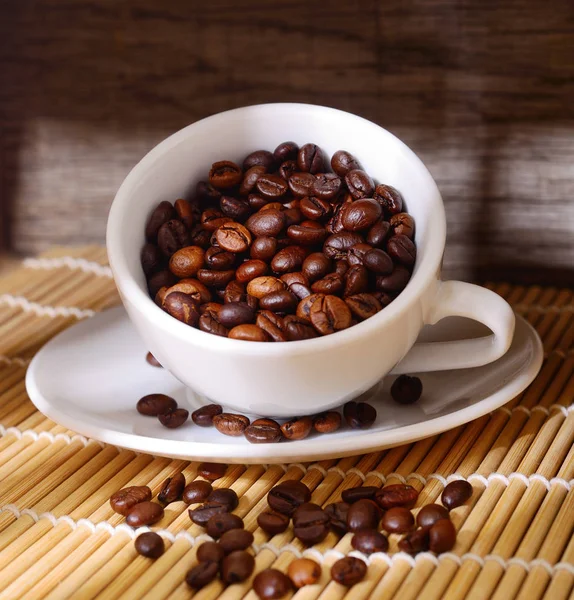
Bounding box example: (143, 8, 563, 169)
(26, 307, 542, 464)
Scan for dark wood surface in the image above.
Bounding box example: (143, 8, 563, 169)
(1, 0, 574, 283)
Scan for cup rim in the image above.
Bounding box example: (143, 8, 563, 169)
(107, 102, 446, 356)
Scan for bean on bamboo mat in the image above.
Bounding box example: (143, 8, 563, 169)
(0, 246, 572, 600)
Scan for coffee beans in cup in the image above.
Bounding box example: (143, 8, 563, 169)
(142, 143, 416, 341)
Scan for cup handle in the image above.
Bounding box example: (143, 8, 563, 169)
(391, 280, 516, 374)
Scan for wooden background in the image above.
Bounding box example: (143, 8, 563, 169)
(1, 0, 574, 283)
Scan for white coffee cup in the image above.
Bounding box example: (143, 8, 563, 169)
(107, 103, 515, 417)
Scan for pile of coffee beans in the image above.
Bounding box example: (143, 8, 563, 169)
(142, 142, 416, 341)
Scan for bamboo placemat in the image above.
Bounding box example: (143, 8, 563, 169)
(0, 246, 572, 600)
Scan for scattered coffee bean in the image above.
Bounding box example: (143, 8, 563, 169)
(163, 291, 200, 326)
(313, 411, 342, 433)
(324, 502, 350, 534)
(221, 550, 255, 584)
(381, 506, 415, 533)
(197, 541, 225, 564)
(268, 481, 311, 516)
(391, 375, 423, 405)
(298, 143, 326, 174)
(331, 556, 367, 586)
(158, 473, 186, 504)
(245, 418, 283, 444)
(387, 234, 416, 266)
(229, 323, 270, 341)
(390, 211, 414, 237)
(136, 394, 177, 417)
(208, 488, 239, 511)
(145, 352, 162, 368)
(209, 160, 243, 189)
(183, 480, 213, 504)
(197, 462, 227, 481)
(417, 503, 450, 528)
(158, 408, 189, 429)
(244, 150, 276, 172)
(346, 499, 380, 532)
(191, 404, 223, 427)
(258, 510, 290, 535)
(288, 557, 321, 588)
(206, 512, 244, 539)
(253, 569, 292, 599)
(342, 486, 378, 504)
(110, 486, 152, 516)
(186, 561, 219, 589)
(375, 184, 404, 216)
(429, 518, 456, 553)
(331, 150, 362, 177)
(134, 531, 165, 558)
(398, 526, 431, 554)
(274, 141, 299, 163)
(280, 417, 312, 441)
(126, 501, 164, 527)
(343, 401, 377, 429)
(188, 502, 229, 527)
(293, 502, 330, 545)
(213, 413, 250, 436)
(351, 529, 389, 554)
(169, 246, 205, 278)
(441, 480, 473, 510)
(219, 528, 254, 554)
(375, 484, 419, 510)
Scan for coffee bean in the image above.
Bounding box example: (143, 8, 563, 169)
(372, 291, 394, 307)
(302, 253, 332, 283)
(259, 290, 298, 313)
(345, 169, 375, 199)
(366, 220, 391, 247)
(126, 501, 164, 527)
(343, 401, 377, 429)
(192, 404, 223, 427)
(229, 324, 270, 341)
(141, 243, 163, 276)
(429, 519, 456, 553)
(158, 473, 186, 505)
(168, 246, 204, 278)
(243, 150, 275, 172)
(235, 259, 267, 283)
(186, 561, 219, 589)
(287, 221, 327, 246)
(245, 418, 283, 444)
(346, 498, 380, 532)
(331, 150, 362, 176)
(347, 242, 371, 266)
(284, 316, 318, 341)
(221, 550, 255, 584)
(299, 196, 332, 221)
(197, 541, 225, 564)
(158, 220, 190, 257)
(158, 408, 189, 429)
(326, 203, 346, 234)
(206, 512, 244, 538)
(253, 568, 292, 599)
(201, 208, 232, 232)
(246, 209, 286, 237)
(188, 501, 229, 526)
(310, 295, 352, 335)
(288, 558, 321, 588)
(297, 143, 326, 173)
(256, 174, 289, 199)
(280, 417, 312, 440)
(441, 480, 473, 510)
(256, 311, 287, 342)
(288, 172, 316, 197)
(145, 352, 162, 368)
(323, 232, 364, 260)
(134, 531, 165, 558)
(197, 179, 221, 202)
(163, 292, 200, 326)
(110, 486, 152, 516)
(375, 184, 403, 216)
(381, 506, 415, 533)
(331, 557, 367, 586)
(342, 486, 379, 504)
(247, 276, 286, 299)
(251, 236, 278, 261)
(198, 462, 227, 481)
(204, 246, 236, 270)
(324, 502, 350, 534)
(209, 160, 243, 189)
(364, 248, 393, 274)
(273, 141, 299, 162)
(398, 526, 431, 554)
(344, 265, 369, 296)
(268, 481, 311, 516)
(390, 212, 415, 238)
(313, 411, 342, 433)
(208, 488, 239, 511)
(376, 266, 411, 292)
(216, 222, 252, 253)
(219, 528, 254, 555)
(387, 234, 416, 266)
(345, 293, 382, 320)
(165, 278, 211, 304)
(220, 196, 250, 222)
(257, 511, 290, 535)
(312, 173, 342, 200)
(218, 302, 256, 328)
(271, 246, 307, 274)
(351, 530, 389, 555)
(148, 270, 177, 297)
(312, 273, 344, 296)
(375, 484, 419, 510)
(199, 309, 229, 337)
(248, 193, 270, 210)
(391, 375, 423, 405)
(146, 201, 176, 242)
(136, 394, 177, 417)
(213, 413, 250, 436)
(417, 504, 450, 528)
(293, 502, 329, 545)
(239, 166, 266, 195)
(341, 199, 382, 231)
(183, 480, 213, 504)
